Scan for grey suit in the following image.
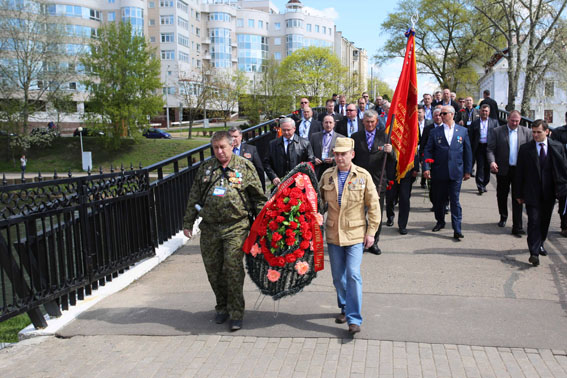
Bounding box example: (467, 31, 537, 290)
(487, 125, 533, 230)
(309, 130, 344, 180)
(470, 118, 498, 192)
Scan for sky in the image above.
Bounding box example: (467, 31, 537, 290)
(270, 0, 439, 97)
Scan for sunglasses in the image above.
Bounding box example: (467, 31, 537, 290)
(440, 112, 452, 116)
(300, 102, 308, 104)
(346, 109, 356, 112)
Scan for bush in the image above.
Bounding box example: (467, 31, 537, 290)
(9, 128, 58, 155)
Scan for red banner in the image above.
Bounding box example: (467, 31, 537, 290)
(385, 29, 418, 182)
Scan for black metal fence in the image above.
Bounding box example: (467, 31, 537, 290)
(0, 117, 280, 329)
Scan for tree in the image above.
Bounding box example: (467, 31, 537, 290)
(256, 57, 292, 119)
(280, 46, 347, 106)
(367, 77, 394, 101)
(475, 0, 567, 113)
(211, 68, 248, 127)
(0, 0, 76, 133)
(81, 21, 162, 148)
(377, 0, 495, 93)
(178, 68, 214, 139)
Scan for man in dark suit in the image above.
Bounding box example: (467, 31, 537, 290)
(417, 105, 433, 188)
(310, 115, 344, 180)
(229, 126, 266, 191)
(291, 97, 316, 124)
(433, 88, 461, 112)
(431, 90, 443, 107)
(469, 104, 498, 195)
(263, 117, 315, 186)
(422, 93, 433, 120)
(357, 98, 366, 120)
(336, 104, 362, 137)
(487, 110, 532, 234)
(480, 90, 499, 120)
(457, 97, 480, 131)
(296, 107, 322, 139)
(318, 99, 343, 123)
(335, 95, 348, 118)
(515, 119, 567, 266)
(423, 105, 472, 240)
(551, 112, 567, 237)
(420, 108, 444, 207)
(352, 109, 396, 255)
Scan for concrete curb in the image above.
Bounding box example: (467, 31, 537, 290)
(18, 229, 196, 340)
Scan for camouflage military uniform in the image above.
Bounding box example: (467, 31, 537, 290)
(184, 154, 265, 320)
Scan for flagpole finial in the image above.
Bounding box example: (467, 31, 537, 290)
(411, 12, 418, 30)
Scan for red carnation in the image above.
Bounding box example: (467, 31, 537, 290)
(299, 202, 307, 212)
(285, 229, 295, 237)
(300, 240, 310, 250)
(289, 221, 298, 229)
(303, 230, 313, 240)
(268, 221, 279, 231)
(275, 257, 285, 267)
(285, 254, 297, 263)
(298, 215, 306, 223)
(289, 188, 302, 199)
(289, 198, 299, 206)
(271, 240, 279, 249)
(258, 227, 267, 236)
(276, 215, 285, 223)
(295, 249, 305, 258)
(282, 187, 291, 197)
(272, 232, 283, 242)
(425, 159, 434, 164)
(285, 237, 295, 246)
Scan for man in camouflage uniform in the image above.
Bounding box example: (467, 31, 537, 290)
(183, 131, 266, 331)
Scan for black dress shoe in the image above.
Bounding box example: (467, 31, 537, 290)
(497, 218, 506, 227)
(511, 228, 525, 237)
(477, 188, 483, 195)
(529, 255, 540, 266)
(230, 319, 242, 331)
(367, 245, 382, 255)
(215, 312, 229, 324)
(483, 188, 488, 193)
(453, 232, 464, 239)
(432, 223, 445, 232)
(539, 246, 548, 256)
(386, 217, 394, 227)
(399, 228, 408, 235)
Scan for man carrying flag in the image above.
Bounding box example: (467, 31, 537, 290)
(382, 28, 420, 234)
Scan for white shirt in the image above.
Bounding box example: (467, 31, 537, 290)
(480, 119, 488, 143)
(419, 120, 425, 136)
(508, 127, 518, 166)
(300, 118, 311, 138)
(347, 118, 358, 137)
(537, 138, 548, 156)
(443, 123, 455, 146)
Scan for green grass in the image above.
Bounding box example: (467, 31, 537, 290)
(0, 136, 210, 173)
(0, 314, 31, 343)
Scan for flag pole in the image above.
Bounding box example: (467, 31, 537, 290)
(378, 114, 395, 193)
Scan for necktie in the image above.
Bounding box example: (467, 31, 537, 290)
(233, 147, 238, 155)
(539, 143, 546, 167)
(349, 120, 354, 135)
(366, 132, 373, 151)
(342, 106, 346, 116)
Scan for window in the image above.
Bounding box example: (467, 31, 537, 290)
(275, 22, 280, 30)
(196, 43, 200, 52)
(236, 18, 243, 27)
(258, 20, 263, 29)
(329, 28, 332, 35)
(177, 1, 188, 13)
(69, 82, 77, 90)
(286, 19, 302, 28)
(195, 12, 200, 20)
(150, 36, 156, 42)
(149, 19, 155, 26)
(545, 81, 555, 97)
(90, 9, 101, 21)
(315, 24, 319, 32)
(178, 16, 188, 29)
(248, 19, 254, 28)
(274, 37, 281, 45)
(161, 15, 174, 25)
(306, 23, 311, 32)
(178, 34, 189, 47)
(544, 109, 553, 123)
(210, 12, 230, 21)
(107, 11, 115, 21)
(160, 0, 174, 7)
(161, 32, 174, 43)
(528, 110, 535, 120)
(196, 59, 201, 67)
(108, 0, 115, 3)
(322, 26, 326, 34)
(161, 50, 175, 60)
(149, 1, 155, 8)
(179, 51, 189, 63)
(274, 52, 281, 60)
(195, 27, 200, 36)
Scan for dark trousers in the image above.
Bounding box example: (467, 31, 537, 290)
(386, 176, 415, 229)
(526, 200, 555, 256)
(475, 144, 490, 191)
(432, 178, 463, 233)
(559, 196, 567, 231)
(374, 194, 385, 244)
(496, 167, 523, 230)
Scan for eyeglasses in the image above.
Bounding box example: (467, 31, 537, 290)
(300, 102, 308, 104)
(363, 95, 369, 98)
(440, 112, 452, 116)
(346, 109, 356, 112)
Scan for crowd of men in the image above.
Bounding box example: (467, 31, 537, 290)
(183, 89, 567, 335)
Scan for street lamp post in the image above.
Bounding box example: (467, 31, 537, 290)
(78, 126, 84, 154)
(77, 126, 91, 171)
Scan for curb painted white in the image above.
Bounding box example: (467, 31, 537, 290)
(18, 223, 201, 340)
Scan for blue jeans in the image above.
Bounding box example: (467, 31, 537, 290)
(327, 243, 363, 326)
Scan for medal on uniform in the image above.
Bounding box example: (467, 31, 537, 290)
(213, 186, 226, 196)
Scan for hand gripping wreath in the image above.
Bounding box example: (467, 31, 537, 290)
(243, 162, 324, 300)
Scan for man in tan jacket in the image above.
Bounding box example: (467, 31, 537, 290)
(319, 138, 381, 334)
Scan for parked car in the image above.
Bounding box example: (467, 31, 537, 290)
(143, 127, 171, 139)
(0, 130, 16, 136)
(73, 128, 104, 137)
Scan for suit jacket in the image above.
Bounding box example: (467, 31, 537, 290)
(432, 99, 461, 112)
(291, 109, 319, 125)
(419, 122, 441, 161)
(335, 117, 362, 137)
(480, 97, 499, 120)
(351, 129, 397, 192)
(457, 107, 480, 129)
(514, 139, 567, 204)
(335, 104, 348, 118)
(469, 117, 498, 157)
(237, 143, 266, 191)
(309, 130, 344, 179)
(263, 134, 315, 181)
(551, 125, 567, 145)
(295, 118, 322, 139)
(423, 124, 473, 181)
(318, 112, 343, 123)
(487, 125, 532, 176)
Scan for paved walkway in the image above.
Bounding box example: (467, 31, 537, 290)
(1, 177, 567, 377)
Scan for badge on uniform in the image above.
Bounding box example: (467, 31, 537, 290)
(213, 186, 226, 196)
(243, 152, 252, 159)
(457, 136, 463, 144)
(437, 137, 443, 144)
